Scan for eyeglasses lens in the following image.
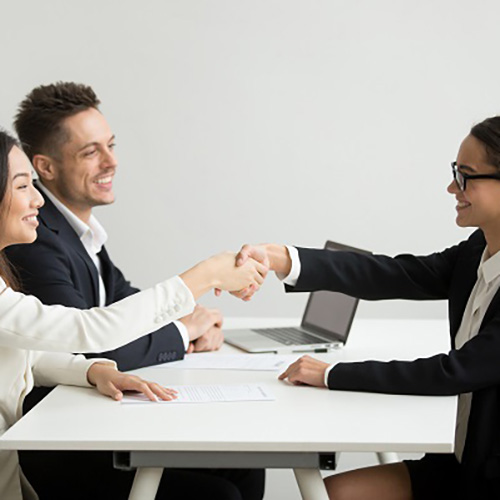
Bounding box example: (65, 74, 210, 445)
(452, 164, 465, 191)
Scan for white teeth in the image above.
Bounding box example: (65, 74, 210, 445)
(24, 216, 37, 222)
(457, 202, 470, 208)
(95, 176, 112, 184)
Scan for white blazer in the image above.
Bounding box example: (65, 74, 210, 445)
(0, 275, 195, 500)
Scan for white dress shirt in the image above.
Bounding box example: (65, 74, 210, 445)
(282, 244, 500, 461)
(36, 183, 190, 349)
(453, 248, 500, 461)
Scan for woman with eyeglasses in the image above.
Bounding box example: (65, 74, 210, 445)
(0, 130, 267, 500)
(237, 116, 500, 499)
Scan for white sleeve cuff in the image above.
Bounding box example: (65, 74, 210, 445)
(324, 363, 337, 387)
(173, 320, 190, 350)
(278, 246, 301, 286)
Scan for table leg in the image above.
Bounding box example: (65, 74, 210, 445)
(128, 467, 163, 500)
(376, 452, 399, 464)
(294, 468, 329, 500)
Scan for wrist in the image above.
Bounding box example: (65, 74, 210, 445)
(87, 362, 115, 386)
(265, 244, 292, 275)
(180, 260, 216, 299)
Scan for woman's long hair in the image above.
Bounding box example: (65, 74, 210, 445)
(0, 130, 22, 290)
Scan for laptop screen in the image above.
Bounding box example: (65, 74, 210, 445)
(301, 240, 371, 342)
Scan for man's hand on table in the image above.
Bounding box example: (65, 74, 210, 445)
(180, 304, 224, 353)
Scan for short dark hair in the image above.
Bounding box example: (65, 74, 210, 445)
(14, 82, 100, 161)
(0, 130, 22, 289)
(470, 116, 500, 172)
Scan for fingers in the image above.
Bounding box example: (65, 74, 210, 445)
(236, 244, 252, 266)
(209, 308, 223, 328)
(114, 374, 177, 402)
(192, 326, 224, 352)
(278, 358, 301, 380)
(214, 288, 222, 297)
(148, 382, 178, 401)
(278, 355, 328, 388)
(255, 261, 269, 279)
(103, 381, 124, 401)
(187, 342, 195, 354)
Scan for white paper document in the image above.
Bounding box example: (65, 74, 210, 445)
(153, 353, 296, 371)
(121, 384, 275, 404)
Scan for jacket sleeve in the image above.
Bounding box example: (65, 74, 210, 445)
(90, 263, 187, 370)
(288, 239, 466, 300)
(328, 314, 500, 396)
(0, 276, 195, 353)
(31, 352, 116, 388)
(6, 228, 187, 370)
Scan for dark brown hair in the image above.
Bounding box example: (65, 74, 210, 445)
(470, 116, 500, 172)
(0, 130, 22, 289)
(14, 82, 100, 161)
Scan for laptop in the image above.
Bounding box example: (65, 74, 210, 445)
(224, 240, 370, 354)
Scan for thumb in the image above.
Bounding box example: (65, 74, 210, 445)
(236, 246, 251, 266)
(105, 381, 123, 401)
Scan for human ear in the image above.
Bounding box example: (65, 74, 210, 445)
(32, 155, 56, 181)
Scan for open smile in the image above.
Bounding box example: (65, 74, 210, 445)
(22, 214, 38, 227)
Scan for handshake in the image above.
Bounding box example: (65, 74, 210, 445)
(180, 244, 292, 302)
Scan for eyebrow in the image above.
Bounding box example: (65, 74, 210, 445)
(76, 135, 116, 153)
(457, 164, 476, 173)
(12, 172, 31, 180)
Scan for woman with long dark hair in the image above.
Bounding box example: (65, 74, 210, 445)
(240, 116, 500, 499)
(0, 130, 266, 500)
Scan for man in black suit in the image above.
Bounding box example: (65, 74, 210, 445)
(8, 82, 264, 500)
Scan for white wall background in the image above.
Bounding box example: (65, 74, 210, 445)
(2, 0, 497, 320)
(2, 2, 497, 498)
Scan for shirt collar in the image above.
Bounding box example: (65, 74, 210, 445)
(478, 247, 500, 285)
(37, 182, 108, 253)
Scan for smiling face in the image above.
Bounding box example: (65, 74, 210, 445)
(0, 146, 44, 250)
(34, 107, 117, 222)
(448, 134, 500, 234)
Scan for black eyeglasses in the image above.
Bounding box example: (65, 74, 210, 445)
(451, 161, 500, 191)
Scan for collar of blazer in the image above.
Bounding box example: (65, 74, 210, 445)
(35, 183, 102, 301)
(450, 230, 500, 339)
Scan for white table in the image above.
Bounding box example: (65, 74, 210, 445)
(0, 318, 456, 500)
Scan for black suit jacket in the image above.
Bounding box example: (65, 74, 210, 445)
(6, 188, 186, 374)
(288, 230, 500, 497)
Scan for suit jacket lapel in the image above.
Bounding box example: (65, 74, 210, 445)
(97, 246, 114, 304)
(450, 231, 485, 339)
(37, 188, 101, 305)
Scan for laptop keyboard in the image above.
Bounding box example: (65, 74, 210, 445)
(252, 327, 326, 346)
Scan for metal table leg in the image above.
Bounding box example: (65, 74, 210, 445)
(128, 467, 163, 500)
(294, 468, 329, 500)
(376, 452, 399, 464)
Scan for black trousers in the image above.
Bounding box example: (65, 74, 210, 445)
(20, 450, 265, 500)
(405, 453, 500, 500)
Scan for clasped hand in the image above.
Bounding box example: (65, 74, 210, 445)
(215, 244, 271, 300)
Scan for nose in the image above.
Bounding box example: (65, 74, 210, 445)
(101, 147, 117, 169)
(31, 185, 44, 209)
(447, 179, 459, 195)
